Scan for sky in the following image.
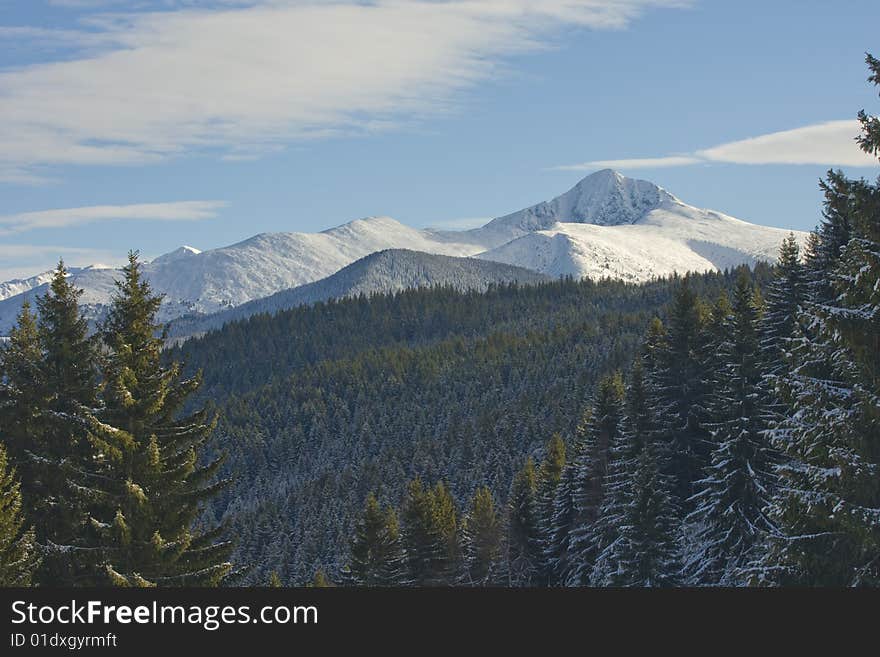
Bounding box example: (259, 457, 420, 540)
(1, 0, 879, 280)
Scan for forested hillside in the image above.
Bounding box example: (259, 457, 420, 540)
(175, 268, 766, 584)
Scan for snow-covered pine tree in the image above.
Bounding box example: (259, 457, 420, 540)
(652, 282, 712, 502)
(590, 359, 671, 585)
(544, 410, 589, 585)
(683, 271, 778, 586)
(536, 433, 565, 585)
(345, 493, 404, 585)
(0, 442, 38, 586)
(762, 55, 880, 586)
(761, 235, 807, 379)
(566, 372, 625, 585)
(592, 442, 681, 587)
(809, 170, 855, 304)
(461, 486, 504, 585)
(91, 252, 233, 586)
(506, 457, 541, 586)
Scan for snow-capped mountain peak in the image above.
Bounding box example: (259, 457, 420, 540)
(149, 245, 202, 266)
(0, 171, 808, 336)
(483, 169, 676, 237)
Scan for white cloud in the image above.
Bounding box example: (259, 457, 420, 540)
(0, 244, 120, 281)
(0, 200, 226, 234)
(0, 0, 687, 182)
(696, 120, 877, 166)
(554, 155, 701, 170)
(556, 119, 880, 171)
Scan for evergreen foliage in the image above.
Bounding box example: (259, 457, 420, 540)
(0, 443, 38, 586)
(91, 252, 232, 586)
(461, 487, 504, 585)
(345, 493, 404, 586)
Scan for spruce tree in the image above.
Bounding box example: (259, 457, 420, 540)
(683, 272, 777, 585)
(400, 479, 459, 585)
(567, 372, 625, 585)
(653, 281, 712, 501)
(0, 443, 38, 586)
(545, 411, 589, 585)
(591, 443, 681, 587)
(536, 433, 565, 584)
(346, 493, 404, 585)
(590, 360, 667, 585)
(761, 235, 807, 379)
(91, 252, 233, 586)
(461, 487, 503, 585)
(506, 458, 541, 586)
(24, 262, 116, 585)
(763, 55, 880, 585)
(0, 302, 43, 478)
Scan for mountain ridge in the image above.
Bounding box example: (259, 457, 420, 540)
(166, 249, 551, 338)
(0, 170, 809, 336)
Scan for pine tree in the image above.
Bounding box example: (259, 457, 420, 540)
(91, 252, 233, 586)
(25, 262, 116, 585)
(461, 487, 503, 585)
(762, 55, 880, 586)
(567, 372, 625, 585)
(0, 443, 38, 586)
(809, 170, 855, 303)
(545, 411, 589, 585)
(653, 281, 712, 501)
(590, 360, 667, 585)
(506, 458, 541, 586)
(683, 271, 777, 585)
(310, 570, 334, 587)
(591, 443, 681, 587)
(400, 479, 459, 585)
(346, 493, 404, 585)
(0, 302, 43, 478)
(761, 235, 807, 379)
(536, 433, 565, 584)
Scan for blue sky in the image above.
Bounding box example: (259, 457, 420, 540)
(1, 0, 878, 279)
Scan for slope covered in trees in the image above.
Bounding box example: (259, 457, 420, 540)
(178, 268, 763, 584)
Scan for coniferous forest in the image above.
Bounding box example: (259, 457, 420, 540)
(1, 54, 879, 588)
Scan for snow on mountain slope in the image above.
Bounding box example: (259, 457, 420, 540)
(477, 176, 808, 282)
(143, 216, 487, 316)
(0, 217, 488, 334)
(0, 170, 809, 336)
(0, 267, 122, 335)
(0, 270, 60, 301)
(167, 249, 550, 338)
(461, 169, 677, 248)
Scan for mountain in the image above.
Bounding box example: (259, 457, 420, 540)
(471, 168, 675, 245)
(0, 217, 487, 334)
(469, 169, 804, 282)
(477, 199, 800, 282)
(167, 249, 550, 338)
(0, 170, 808, 335)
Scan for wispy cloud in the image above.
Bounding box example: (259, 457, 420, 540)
(555, 155, 702, 170)
(555, 119, 880, 171)
(0, 0, 688, 183)
(0, 244, 120, 282)
(0, 200, 226, 234)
